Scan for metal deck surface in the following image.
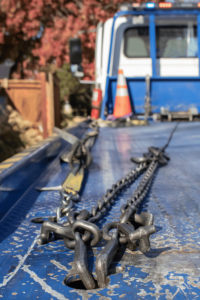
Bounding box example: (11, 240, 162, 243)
(0, 122, 200, 299)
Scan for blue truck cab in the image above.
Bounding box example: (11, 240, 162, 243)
(94, 3, 200, 119)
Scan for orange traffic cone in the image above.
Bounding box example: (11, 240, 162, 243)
(113, 69, 132, 118)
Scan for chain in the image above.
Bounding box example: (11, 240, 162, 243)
(53, 120, 100, 223)
(37, 121, 179, 290)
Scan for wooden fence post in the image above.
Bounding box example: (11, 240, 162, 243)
(49, 72, 55, 129)
(40, 72, 48, 139)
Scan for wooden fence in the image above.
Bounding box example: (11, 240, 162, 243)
(0, 72, 61, 138)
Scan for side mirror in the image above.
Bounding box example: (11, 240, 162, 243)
(69, 38, 84, 77)
(69, 38, 82, 65)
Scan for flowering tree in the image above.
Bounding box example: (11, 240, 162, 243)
(0, 0, 152, 79)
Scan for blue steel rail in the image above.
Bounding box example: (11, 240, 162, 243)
(0, 122, 200, 299)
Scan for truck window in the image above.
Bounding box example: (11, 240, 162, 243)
(156, 25, 198, 58)
(124, 27, 150, 58)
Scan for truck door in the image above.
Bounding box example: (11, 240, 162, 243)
(111, 16, 152, 78)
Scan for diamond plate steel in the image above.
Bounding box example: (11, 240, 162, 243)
(0, 122, 200, 299)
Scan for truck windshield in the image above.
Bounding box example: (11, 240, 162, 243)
(124, 27, 150, 58)
(156, 25, 197, 58)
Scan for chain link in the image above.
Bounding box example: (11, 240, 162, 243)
(36, 121, 179, 290)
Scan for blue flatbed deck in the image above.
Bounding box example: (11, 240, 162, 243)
(0, 122, 200, 299)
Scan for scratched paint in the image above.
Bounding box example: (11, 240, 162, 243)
(0, 122, 200, 299)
